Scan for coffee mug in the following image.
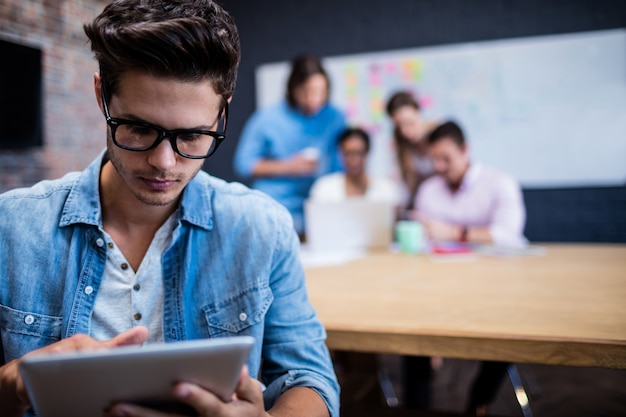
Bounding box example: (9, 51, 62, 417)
(395, 220, 424, 254)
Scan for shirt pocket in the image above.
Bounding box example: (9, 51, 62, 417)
(202, 284, 273, 337)
(0, 303, 62, 362)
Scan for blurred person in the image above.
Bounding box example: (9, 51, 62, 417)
(0, 2, 339, 417)
(309, 127, 400, 408)
(385, 91, 439, 210)
(386, 91, 440, 410)
(234, 54, 346, 237)
(413, 120, 525, 415)
(415, 120, 526, 247)
(309, 127, 400, 204)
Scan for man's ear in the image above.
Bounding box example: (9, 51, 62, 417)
(94, 72, 104, 115)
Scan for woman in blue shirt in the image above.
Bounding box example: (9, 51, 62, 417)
(234, 55, 346, 236)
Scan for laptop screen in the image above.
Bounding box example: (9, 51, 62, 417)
(304, 199, 395, 251)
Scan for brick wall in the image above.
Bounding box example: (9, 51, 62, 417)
(0, 0, 108, 193)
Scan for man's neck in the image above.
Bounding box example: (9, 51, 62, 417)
(99, 162, 179, 271)
(100, 163, 178, 227)
(447, 162, 471, 193)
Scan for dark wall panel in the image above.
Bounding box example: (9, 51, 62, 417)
(524, 186, 626, 242)
(0, 39, 43, 149)
(214, 0, 626, 242)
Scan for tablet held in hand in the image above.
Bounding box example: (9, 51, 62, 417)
(19, 336, 255, 417)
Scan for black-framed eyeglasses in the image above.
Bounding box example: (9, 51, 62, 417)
(100, 84, 228, 159)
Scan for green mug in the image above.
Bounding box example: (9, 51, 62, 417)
(396, 220, 424, 254)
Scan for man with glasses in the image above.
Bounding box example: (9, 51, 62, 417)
(0, 1, 338, 417)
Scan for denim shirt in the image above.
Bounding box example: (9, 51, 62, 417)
(0, 151, 339, 417)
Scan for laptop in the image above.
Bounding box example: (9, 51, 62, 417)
(19, 336, 254, 417)
(304, 199, 395, 251)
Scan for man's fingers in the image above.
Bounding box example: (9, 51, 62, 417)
(105, 326, 149, 348)
(170, 365, 264, 416)
(172, 382, 225, 416)
(233, 365, 264, 404)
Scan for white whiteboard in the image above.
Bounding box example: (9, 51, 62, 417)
(256, 29, 626, 188)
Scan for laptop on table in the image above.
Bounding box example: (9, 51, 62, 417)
(304, 199, 395, 252)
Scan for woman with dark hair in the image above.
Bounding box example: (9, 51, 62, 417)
(386, 91, 439, 210)
(309, 127, 400, 203)
(234, 54, 346, 236)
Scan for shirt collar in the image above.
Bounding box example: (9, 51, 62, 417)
(59, 149, 214, 230)
(457, 162, 482, 192)
(284, 100, 328, 119)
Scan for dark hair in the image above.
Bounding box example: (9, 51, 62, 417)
(337, 127, 371, 153)
(84, 0, 240, 102)
(286, 54, 330, 108)
(427, 120, 466, 147)
(385, 90, 420, 116)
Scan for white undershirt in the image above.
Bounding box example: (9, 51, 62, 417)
(309, 172, 401, 204)
(89, 212, 178, 343)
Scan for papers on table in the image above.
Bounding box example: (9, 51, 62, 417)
(299, 244, 366, 268)
(299, 241, 547, 268)
(474, 244, 547, 257)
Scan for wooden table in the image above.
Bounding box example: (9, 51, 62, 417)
(305, 244, 626, 369)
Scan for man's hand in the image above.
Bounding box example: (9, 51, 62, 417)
(251, 154, 318, 177)
(0, 327, 149, 417)
(283, 154, 318, 176)
(105, 365, 269, 417)
(415, 213, 460, 242)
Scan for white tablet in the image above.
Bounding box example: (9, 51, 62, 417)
(19, 336, 255, 417)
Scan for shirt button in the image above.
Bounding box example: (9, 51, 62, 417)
(121, 263, 129, 270)
(108, 242, 114, 249)
(96, 238, 104, 247)
(133, 313, 142, 321)
(85, 286, 94, 295)
(24, 315, 35, 325)
(239, 312, 247, 322)
(133, 284, 141, 291)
